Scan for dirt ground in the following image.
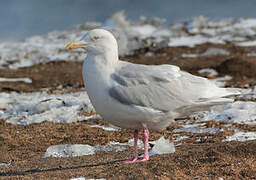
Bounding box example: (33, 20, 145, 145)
(1, 43, 256, 179)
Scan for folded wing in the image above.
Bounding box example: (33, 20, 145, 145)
(109, 61, 240, 116)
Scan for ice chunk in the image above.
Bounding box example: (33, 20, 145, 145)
(150, 136, 175, 155)
(44, 144, 96, 158)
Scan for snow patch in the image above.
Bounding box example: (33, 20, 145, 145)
(0, 91, 96, 125)
(182, 48, 229, 58)
(198, 68, 218, 76)
(201, 48, 229, 56)
(181, 54, 199, 58)
(168, 35, 224, 48)
(236, 40, 256, 47)
(90, 125, 120, 131)
(44, 144, 96, 158)
(204, 101, 256, 125)
(44, 139, 144, 158)
(2, 14, 256, 68)
(222, 131, 256, 142)
(0, 161, 12, 167)
(0, 77, 32, 83)
(44, 136, 175, 158)
(174, 135, 189, 142)
(173, 127, 223, 134)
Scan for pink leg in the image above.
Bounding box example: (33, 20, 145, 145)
(124, 129, 139, 163)
(138, 128, 149, 162)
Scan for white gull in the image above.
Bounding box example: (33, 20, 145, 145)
(66, 29, 240, 163)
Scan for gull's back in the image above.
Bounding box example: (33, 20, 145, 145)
(109, 61, 240, 118)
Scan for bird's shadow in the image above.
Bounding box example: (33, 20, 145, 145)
(0, 159, 124, 177)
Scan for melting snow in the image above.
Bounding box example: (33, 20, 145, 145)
(181, 54, 199, 58)
(173, 127, 223, 134)
(0, 161, 12, 167)
(90, 125, 120, 131)
(44, 144, 96, 158)
(198, 68, 218, 76)
(201, 48, 229, 56)
(182, 48, 229, 58)
(247, 51, 256, 56)
(222, 131, 256, 142)
(174, 135, 189, 142)
(204, 101, 256, 125)
(44, 136, 175, 158)
(168, 35, 224, 48)
(236, 40, 256, 47)
(2, 13, 256, 69)
(0, 77, 32, 83)
(0, 91, 96, 125)
(44, 139, 143, 158)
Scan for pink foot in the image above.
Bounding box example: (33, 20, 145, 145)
(124, 129, 139, 163)
(124, 157, 138, 163)
(138, 155, 149, 162)
(124, 128, 150, 163)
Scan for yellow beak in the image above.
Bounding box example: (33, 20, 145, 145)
(66, 41, 86, 51)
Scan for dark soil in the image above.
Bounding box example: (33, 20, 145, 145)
(0, 119, 256, 179)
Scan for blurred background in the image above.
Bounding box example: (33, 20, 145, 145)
(0, 0, 255, 40)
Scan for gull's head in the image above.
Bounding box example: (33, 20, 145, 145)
(66, 29, 118, 55)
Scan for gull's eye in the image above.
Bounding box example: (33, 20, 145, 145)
(92, 36, 100, 41)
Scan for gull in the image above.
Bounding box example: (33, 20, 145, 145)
(66, 29, 240, 163)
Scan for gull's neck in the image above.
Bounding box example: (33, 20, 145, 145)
(86, 49, 119, 69)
